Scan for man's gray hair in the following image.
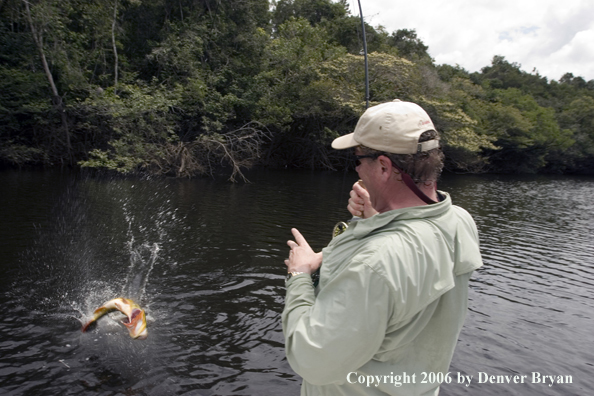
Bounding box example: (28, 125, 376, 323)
(359, 130, 444, 184)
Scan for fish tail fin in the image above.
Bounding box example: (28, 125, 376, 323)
(81, 319, 97, 332)
(81, 306, 114, 333)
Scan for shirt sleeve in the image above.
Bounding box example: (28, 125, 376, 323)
(282, 262, 392, 386)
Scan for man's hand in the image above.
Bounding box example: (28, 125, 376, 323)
(347, 180, 378, 219)
(285, 228, 322, 274)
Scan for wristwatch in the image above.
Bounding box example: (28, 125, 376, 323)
(285, 271, 305, 284)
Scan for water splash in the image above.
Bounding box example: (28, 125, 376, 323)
(70, 179, 184, 328)
(122, 239, 160, 303)
(117, 197, 172, 305)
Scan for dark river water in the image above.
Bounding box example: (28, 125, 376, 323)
(0, 169, 592, 395)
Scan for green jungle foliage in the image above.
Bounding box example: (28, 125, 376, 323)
(1, 0, 593, 179)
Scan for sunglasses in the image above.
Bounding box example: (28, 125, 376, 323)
(353, 153, 381, 166)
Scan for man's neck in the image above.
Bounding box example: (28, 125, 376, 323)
(378, 182, 438, 212)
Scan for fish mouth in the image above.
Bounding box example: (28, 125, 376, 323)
(123, 308, 147, 339)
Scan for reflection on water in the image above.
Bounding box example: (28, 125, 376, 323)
(443, 175, 594, 396)
(0, 170, 593, 395)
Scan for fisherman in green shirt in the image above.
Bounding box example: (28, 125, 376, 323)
(282, 100, 483, 395)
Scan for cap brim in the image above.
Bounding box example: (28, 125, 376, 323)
(331, 133, 359, 150)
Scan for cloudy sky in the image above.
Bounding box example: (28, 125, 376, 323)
(354, 0, 594, 81)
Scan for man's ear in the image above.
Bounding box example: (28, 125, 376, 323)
(378, 155, 403, 182)
(378, 155, 392, 172)
(378, 156, 392, 177)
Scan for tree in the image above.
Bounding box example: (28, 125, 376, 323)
(483, 88, 573, 172)
(555, 96, 594, 173)
(22, 0, 72, 160)
(254, 17, 346, 168)
(387, 29, 430, 60)
(559, 72, 588, 90)
(272, 0, 348, 27)
(2, 0, 593, 176)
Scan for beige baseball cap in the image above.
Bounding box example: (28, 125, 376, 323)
(331, 100, 439, 154)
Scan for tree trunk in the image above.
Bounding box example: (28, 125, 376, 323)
(23, 0, 72, 161)
(112, 0, 118, 90)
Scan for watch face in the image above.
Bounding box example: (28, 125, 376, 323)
(285, 272, 302, 284)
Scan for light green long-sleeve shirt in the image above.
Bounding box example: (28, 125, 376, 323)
(282, 192, 483, 395)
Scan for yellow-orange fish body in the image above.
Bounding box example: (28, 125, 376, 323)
(82, 298, 147, 339)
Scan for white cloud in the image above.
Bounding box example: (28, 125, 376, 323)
(353, 0, 594, 81)
(546, 29, 594, 79)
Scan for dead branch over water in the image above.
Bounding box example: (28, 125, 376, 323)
(152, 122, 271, 182)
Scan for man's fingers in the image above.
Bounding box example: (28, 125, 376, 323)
(291, 228, 309, 247)
(353, 182, 369, 201)
(349, 189, 363, 205)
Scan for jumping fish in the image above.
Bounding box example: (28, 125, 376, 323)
(82, 298, 148, 339)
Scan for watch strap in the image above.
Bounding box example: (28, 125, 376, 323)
(285, 271, 306, 284)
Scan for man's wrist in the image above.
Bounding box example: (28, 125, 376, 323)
(285, 271, 309, 284)
(287, 266, 312, 274)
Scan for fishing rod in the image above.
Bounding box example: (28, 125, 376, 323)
(330, 0, 369, 236)
(311, 2, 370, 288)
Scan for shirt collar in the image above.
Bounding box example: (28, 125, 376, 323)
(350, 191, 452, 239)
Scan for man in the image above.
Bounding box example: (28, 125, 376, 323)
(282, 100, 483, 395)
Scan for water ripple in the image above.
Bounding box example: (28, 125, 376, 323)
(1, 170, 593, 395)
